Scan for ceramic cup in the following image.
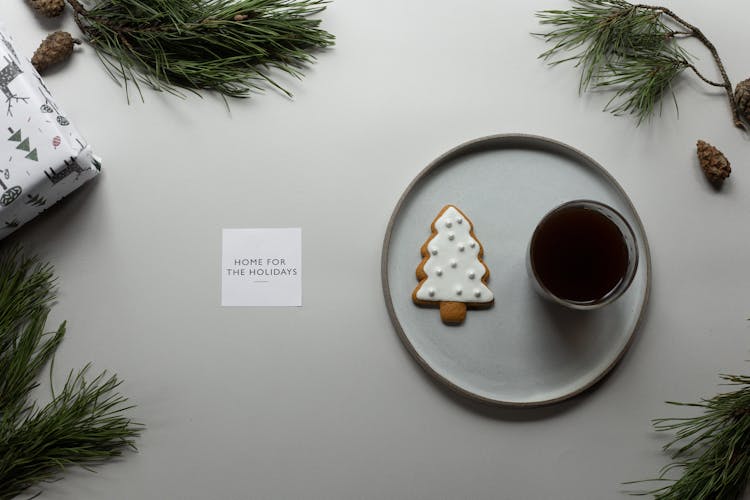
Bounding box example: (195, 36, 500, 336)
(527, 200, 638, 310)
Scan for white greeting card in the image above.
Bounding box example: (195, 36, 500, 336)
(221, 228, 302, 307)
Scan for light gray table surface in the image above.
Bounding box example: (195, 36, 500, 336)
(4, 1, 750, 499)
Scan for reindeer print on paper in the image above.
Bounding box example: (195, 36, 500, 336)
(0, 56, 28, 116)
(44, 157, 91, 185)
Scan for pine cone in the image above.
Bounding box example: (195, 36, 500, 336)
(28, 0, 65, 17)
(735, 78, 750, 125)
(696, 140, 731, 184)
(31, 32, 80, 74)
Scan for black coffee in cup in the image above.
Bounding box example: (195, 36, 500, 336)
(529, 202, 633, 305)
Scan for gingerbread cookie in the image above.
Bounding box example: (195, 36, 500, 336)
(413, 205, 494, 324)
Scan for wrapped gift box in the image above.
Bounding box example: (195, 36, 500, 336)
(0, 23, 100, 240)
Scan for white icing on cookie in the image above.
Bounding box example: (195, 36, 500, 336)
(416, 206, 493, 304)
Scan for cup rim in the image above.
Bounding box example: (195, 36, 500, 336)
(529, 199, 639, 310)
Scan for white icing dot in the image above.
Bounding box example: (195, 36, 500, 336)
(458, 243, 465, 252)
(468, 270, 476, 279)
(431, 248, 438, 255)
(445, 219, 453, 228)
(428, 288, 435, 297)
(456, 287, 463, 296)
(474, 289, 481, 298)
(448, 232, 455, 241)
(450, 259, 458, 268)
(457, 217, 463, 224)
(436, 268, 443, 276)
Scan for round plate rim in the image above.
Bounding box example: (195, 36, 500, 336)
(381, 133, 652, 407)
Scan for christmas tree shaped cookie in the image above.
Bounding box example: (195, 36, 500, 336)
(413, 205, 494, 324)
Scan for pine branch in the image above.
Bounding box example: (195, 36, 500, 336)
(634, 3, 743, 129)
(595, 53, 686, 122)
(0, 248, 60, 415)
(64, 0, 335, 100)
(536, 0, 745, 129)
(0, 366, 140, 500)
(627, 373, 750, 499)
(0, 247, 142, 500)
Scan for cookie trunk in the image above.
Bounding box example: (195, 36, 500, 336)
(440, 301, 467, 324)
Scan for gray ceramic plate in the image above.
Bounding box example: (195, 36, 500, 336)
(382, 134, 651, 406)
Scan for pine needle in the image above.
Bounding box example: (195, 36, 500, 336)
(535, 0, 744, 129)
(536, 0, 690, 123)
(67, 0, 335, 100)
(0, 247, 142, 500)
(627, 373, 750, 499)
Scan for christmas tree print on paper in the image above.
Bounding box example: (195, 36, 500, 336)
(25, 193, 47, 207)
(7, 127, 38, 161)
(3, 218, 19, 229)
(413, 205, 494, 325)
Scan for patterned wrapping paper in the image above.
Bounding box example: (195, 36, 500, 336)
(0, 23, 100, 240)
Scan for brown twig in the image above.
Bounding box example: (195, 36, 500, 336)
(65, 0, 93, 36)
(636, 4, 745, 130)
(686, 63, 725, 88)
